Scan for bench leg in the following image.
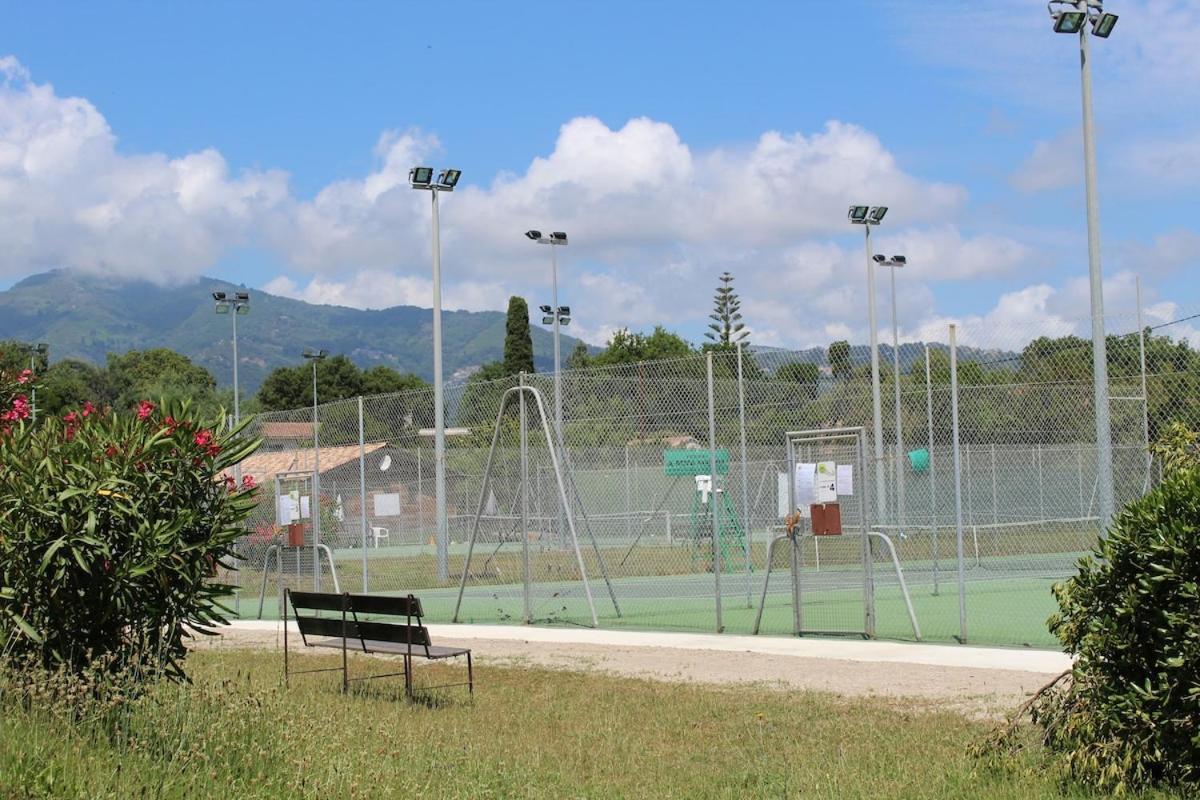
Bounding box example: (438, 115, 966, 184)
(404, 654, 412, 699)
(467, 652, 474, 695)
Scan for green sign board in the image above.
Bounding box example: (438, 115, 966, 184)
(664, 448, 729, 476)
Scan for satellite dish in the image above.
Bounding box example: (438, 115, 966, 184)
(379, 455, 392, 472)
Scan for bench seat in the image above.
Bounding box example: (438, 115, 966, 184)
(306, 637, 470, 660)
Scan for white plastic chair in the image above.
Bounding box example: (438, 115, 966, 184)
(371, 526, 390, 548)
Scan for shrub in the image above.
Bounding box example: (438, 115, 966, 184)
(998, 426, 1200, 794)
(0, 374, 259, 682)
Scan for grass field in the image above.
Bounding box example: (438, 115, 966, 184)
(2, 649, 1177, 799)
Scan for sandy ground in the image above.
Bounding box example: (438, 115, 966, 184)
(192, 625, 1062, 718)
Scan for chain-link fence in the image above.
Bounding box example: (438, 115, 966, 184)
(222, 307, 1200, 647)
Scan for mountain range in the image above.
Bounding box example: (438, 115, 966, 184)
(0, 270, 588, 394)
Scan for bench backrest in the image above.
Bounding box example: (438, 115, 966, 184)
(287, 591, 431, 655)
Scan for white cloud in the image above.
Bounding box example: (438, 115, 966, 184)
(1011, 129, 1081, 193)
(0, 59, 288, 282)
(261, 270, 503, 312)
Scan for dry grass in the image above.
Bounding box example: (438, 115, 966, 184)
(0, 650, 1181, 799)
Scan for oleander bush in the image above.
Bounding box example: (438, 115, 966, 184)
(990, 422, 1200, 794)
(0, 362, 259, 682)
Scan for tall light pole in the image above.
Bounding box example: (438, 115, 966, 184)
(849, 204, 890, 524)
(525, 230, 571, 450)
(876, 254, 908, 538)
(1048, 0, 1118, 530)
(213, 291, 249, 425)
(302, 347, 327, 591)
(411, 166, 462, 582)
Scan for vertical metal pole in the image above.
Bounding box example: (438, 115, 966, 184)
(624, 444, 632, 543)
(551, 243, 563, 452)
(1078, 17, 1114, 532)
(312, 361, 321, 593)
(358, 396, 367, 593)
(991, 443, 998, 525)
(431, 188, 449, 583)
(889, 263, 906, 539)
(417, 447, 424, 539)
(965, 444, 974, 526)
(231, 304, 240, 426)
(949, 325, 967, 643)
(520, 373, 531, 624)
(1037, 444, 1045, 521)
(736, 343, 752, 606)
(1077, 447, 1085, 516)
(706, 352, 723, 633)
(925, 343, 938, 595)
(1136, 275, 1151, 491)
(865, 225, 887, 525)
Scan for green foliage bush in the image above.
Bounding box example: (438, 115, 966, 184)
(0, 365, 259, 681)
(1018, 424, 1200, 794)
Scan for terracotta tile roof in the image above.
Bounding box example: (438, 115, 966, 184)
(237, 442, 388, 484)
(259, 421, 315, 439)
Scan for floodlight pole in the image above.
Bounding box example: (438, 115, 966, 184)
(550, 242, 563, 451)
(1077, 13, 1114, 531)
(864, 225, 887, 525)
(888, 261, 906, 539)
(231, 304, 241, 425)
(430, 187, 449, 582)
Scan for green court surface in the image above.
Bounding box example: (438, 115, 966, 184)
(231, 570, 1061, 648)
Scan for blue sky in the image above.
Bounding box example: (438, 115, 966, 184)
(1, 0, 1197, 351)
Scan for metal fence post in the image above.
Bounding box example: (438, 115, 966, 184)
(706, 351, 723, 633)
(1037, 444, 1045, 521)
(991, 443, 998, 526)
(949, 325, 967, 643)
(925, 343, 938, 596)
(520, 372, 531, 624)
(736, 343, 752, 607)
(359, 396, 368, 592)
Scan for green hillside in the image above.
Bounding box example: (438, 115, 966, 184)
(0, 270, 585, 393)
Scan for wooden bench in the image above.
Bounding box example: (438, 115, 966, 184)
(284, 590, 473, 698)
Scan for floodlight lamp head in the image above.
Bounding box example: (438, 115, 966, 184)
(1092, 11, 1117, 36)
(550, 231, 568, 243)
(559, 317, 570, 326)
(1053, 9, 1087, 32)
(236, 304, 250, 315)
(409, 166, 434, 187)
(558, 305, 570, 316)
(235, 291, 250, 302)
(869, 206, 888, 223)
(539, 304, 552, 313)
(542, 316, 555, 325)
(873, 254, 887, 264)
(212, 291, 227, 301)
(526, 230, 543, 241)
(215, 303, 230, 314)
(892, 255, 907, 265)
(437, 168, 461, 189)
(848, 205, 870, 223)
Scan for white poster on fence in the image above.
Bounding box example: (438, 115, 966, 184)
(299, 495, 311, 519)
(373, 492, 401, 517)
(276, 495, 295, 525)
(794, 463, 815, 516)
(815, 461, 838, 502)
(836, 464, 854, 496)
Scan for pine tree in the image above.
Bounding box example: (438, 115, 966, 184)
(705, 272, 749, 349)
(502, 296, 535, 376)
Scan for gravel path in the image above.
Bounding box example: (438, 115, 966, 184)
(192, 625, 1062, 718)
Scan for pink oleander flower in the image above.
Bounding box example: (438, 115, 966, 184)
(137, 400, 155, 420)
(17, 369, 32, 384)
(241, 474, 257, 490)
(82, 401, 96, 418)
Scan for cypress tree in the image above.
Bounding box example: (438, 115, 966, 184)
(502, 296, 535, 376)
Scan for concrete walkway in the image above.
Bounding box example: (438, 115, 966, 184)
(228, 620, 1071, 674)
